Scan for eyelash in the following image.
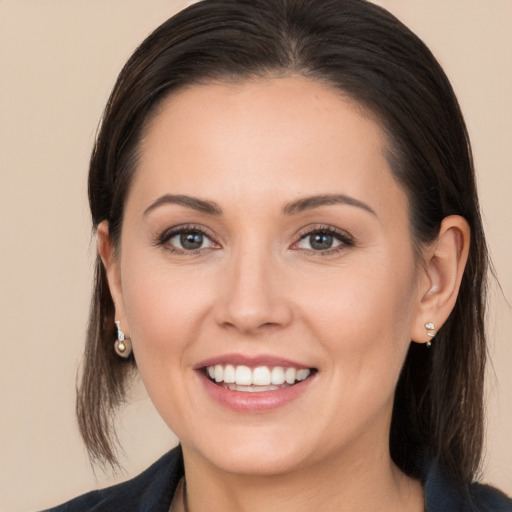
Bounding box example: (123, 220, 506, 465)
(293, 224, 355, 255)
(155, 224, 219, 255)
(155, 223, 354, 255)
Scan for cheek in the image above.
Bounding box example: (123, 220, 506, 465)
(120, 258, 213, 367)
(118, 261, 215, 431)
(297, 254, 417, 381)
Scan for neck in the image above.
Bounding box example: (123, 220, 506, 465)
(181, 440, 424, 512)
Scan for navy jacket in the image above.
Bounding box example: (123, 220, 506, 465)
(43, 446, 511, 511)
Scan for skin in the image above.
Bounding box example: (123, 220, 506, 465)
(99, 76, 470, 511)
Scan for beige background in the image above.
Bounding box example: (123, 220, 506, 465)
(0, 1, 510, 510)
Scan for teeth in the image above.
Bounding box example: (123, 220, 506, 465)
(235, 365, 253, 385)
(225, 384, 282, 392)
(271, 366, 286, 385)
(253, 366, 271, 386)
(285, 367, 296, 384)
(297, 369, 311, 381)
(223, 364, 235, 384)
(205, 364, 313, 387)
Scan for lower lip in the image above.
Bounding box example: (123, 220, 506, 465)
(198, 372, 315, 413)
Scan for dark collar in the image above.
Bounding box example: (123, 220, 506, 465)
(44, 446, 511, 511)
(423, 457, 512, 511)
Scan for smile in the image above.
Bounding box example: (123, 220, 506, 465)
(205, 364, 314, 392)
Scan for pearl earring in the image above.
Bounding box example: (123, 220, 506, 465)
(114, 320, 132, 358)
(425, 322, 435, 348)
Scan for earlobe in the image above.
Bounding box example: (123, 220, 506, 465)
(411, 215, 470, 344)
(97, 221, 127, 325)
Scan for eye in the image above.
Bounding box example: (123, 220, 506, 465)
(157, 226, 219, 253)
(302, 232, 339, 251)
(293, 226, 353, 253)
(171, 231, 208, 250)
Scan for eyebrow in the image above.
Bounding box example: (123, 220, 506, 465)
(143, 194, 222, 216)
(283, 194, 377, 216)
(143, 193, 376, 218)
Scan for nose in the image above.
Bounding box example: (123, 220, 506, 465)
(214, 245, 293, 335)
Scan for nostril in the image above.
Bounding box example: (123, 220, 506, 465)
(213, 270, 294, 333)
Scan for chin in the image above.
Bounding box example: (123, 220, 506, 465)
(182, 425, 318, 477)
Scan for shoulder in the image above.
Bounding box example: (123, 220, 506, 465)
(424, 461, 512, 512)
(467, 482, 512, 512)
(40, 446, 184, 512)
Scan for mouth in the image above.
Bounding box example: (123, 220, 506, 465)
(203, 364, 317, 392)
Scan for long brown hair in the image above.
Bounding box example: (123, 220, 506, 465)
(78, 0, 488, 486)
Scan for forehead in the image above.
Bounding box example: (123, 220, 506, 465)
(131, 76, 406, 219)
(142, 76, 383, 160)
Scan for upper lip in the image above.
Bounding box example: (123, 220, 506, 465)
(194, 354, 314, 370)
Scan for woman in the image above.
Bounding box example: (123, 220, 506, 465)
(43, 0, 511, 510)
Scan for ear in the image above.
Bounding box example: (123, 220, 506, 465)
(410, 215, 470, 344)
(97, 221, 128, 331)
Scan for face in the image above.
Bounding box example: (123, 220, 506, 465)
(105, 77, 425, 477)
